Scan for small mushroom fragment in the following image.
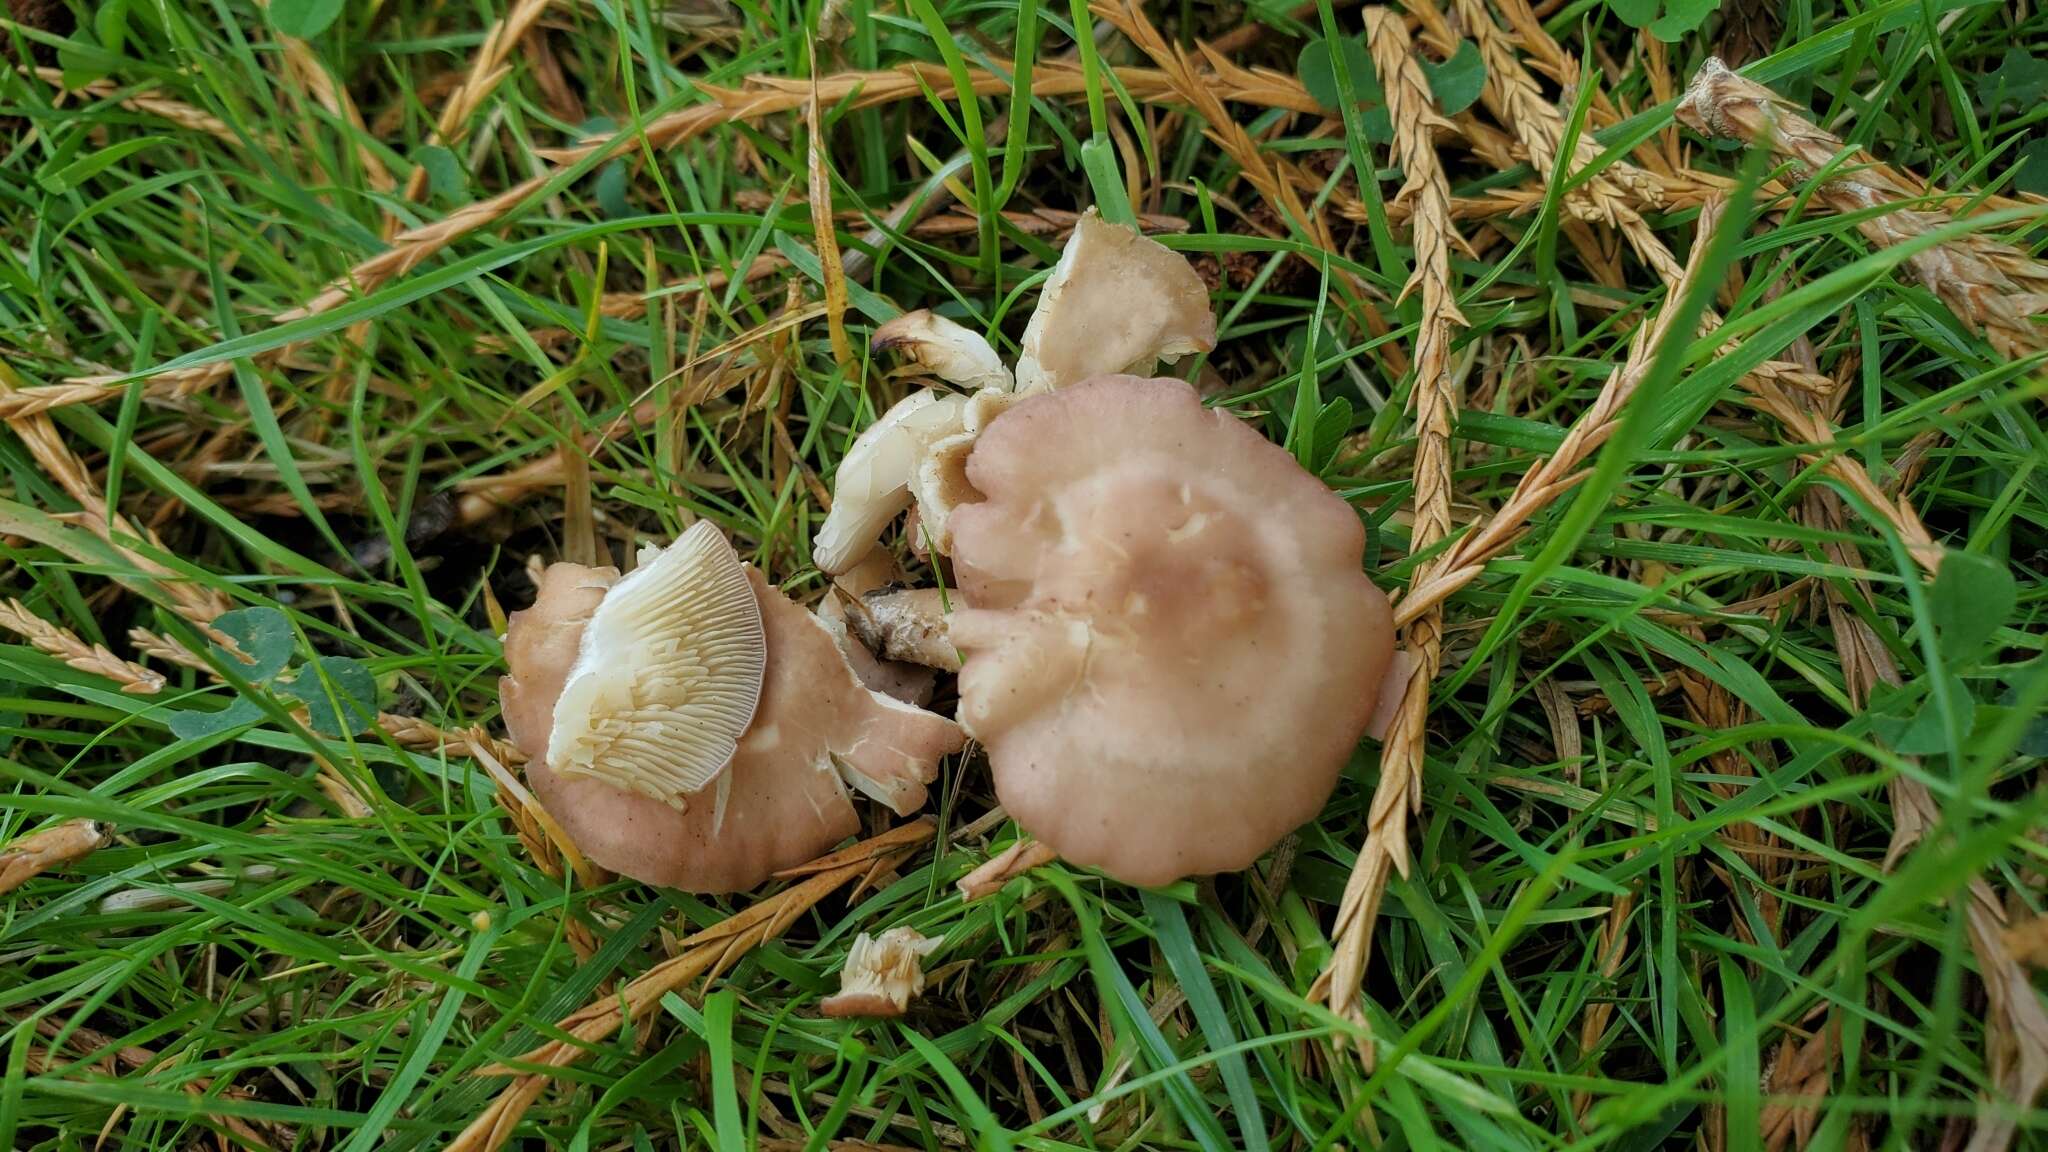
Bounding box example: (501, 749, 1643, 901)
(814, 390, 968, 575)
(873, 310, 1013, 392)
(1012, 210, 1217, 395)
(946, 375, 1396, 887)
(547, 521, 764, 807)
(501, 542, 965, 892)
(819, 926, 942, 1018)
(814, 551, 939, 706)
(843, 587, 960, 673)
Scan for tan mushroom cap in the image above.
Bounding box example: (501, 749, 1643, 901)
(1012, 211, 1217, 394)
(946, 375, 1395, 887)
(502, 562, 964, 892)
(547, 521, 764, 807)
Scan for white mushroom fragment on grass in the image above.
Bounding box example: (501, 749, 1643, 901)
(500, 529, 965, 893)
(946, 375, 1397, 887)
(819, 925, 942, 1018)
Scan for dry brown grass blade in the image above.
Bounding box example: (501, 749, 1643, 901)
(957, 837, 1059, 901)
(1572, 886, 1638, 1118)
(447, 820, 936, 1152)
(806, 56, 854, 370)
(0, 819, 109, 894)
(1394, 200, 1727, 632)
(1322, 7, 1469, 1038)
(397, 0, 552, 207)
(1800, 479, 2045, 1150)
(1679, 58, 2048, 359)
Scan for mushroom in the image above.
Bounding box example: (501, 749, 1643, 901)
(872, 310, 1013, 392)
(501, 542, 964, 892)
(944, 375, 1396, 886)
(813, 212, 1217, 571)
(545, 521, 764, 807)
(814, 390, 968, 576)
(818, 925, 942, 1018)
(1011, 210, 1217, 395)
(814, 551, 940, 706)
(843, 587, 960, 672)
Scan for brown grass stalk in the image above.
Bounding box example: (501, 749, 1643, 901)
(0, 599, 164, 693)
(397, 0, 552, 208)
(1798, 489, 2048, 1150)
(1322, 7, 1469, 1036)
(1394, 199, 1728, 633)
(0, 819, 110, 894)
(1679, 58, 2048, 359)
(447, 820, 936, 1152)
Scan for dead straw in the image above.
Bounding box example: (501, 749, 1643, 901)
(446, 820, 935, 1152)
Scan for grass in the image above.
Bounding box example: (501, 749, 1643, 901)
(3, 0, 2047, 1148)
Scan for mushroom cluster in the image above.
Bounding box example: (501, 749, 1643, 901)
(814, 212, 1399, 888)
(497, 210, 1398, 896)
(500, 522, 963, 892)
(813, 209, 1218, 575)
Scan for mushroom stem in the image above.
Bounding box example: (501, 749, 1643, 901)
(843, 587, 960, 672)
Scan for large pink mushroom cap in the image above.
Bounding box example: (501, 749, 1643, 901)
(946, 375, 1395, 886)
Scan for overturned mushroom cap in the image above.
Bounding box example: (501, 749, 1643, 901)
(873, 310, 1013, 392)
(946, 375, 1395, 887)
(819, 925, 942, 1018)
(1012, 211, 1217, 394)
(814, 390, 968, 575)
(547, 521, 764, 807)
(501, 560, 964, 892)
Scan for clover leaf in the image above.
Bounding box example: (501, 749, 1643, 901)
(1607, 0, 1720, 43)
(279, 656, 379, 738)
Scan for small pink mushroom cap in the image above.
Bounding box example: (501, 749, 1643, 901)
(502, 561, 963, 893)
(946, 376, 1395, 886)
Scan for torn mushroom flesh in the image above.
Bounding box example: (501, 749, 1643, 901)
(872, 309, 1013, 392)
(819, 925, 942, 1018)
(813, 389, 968, 575)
